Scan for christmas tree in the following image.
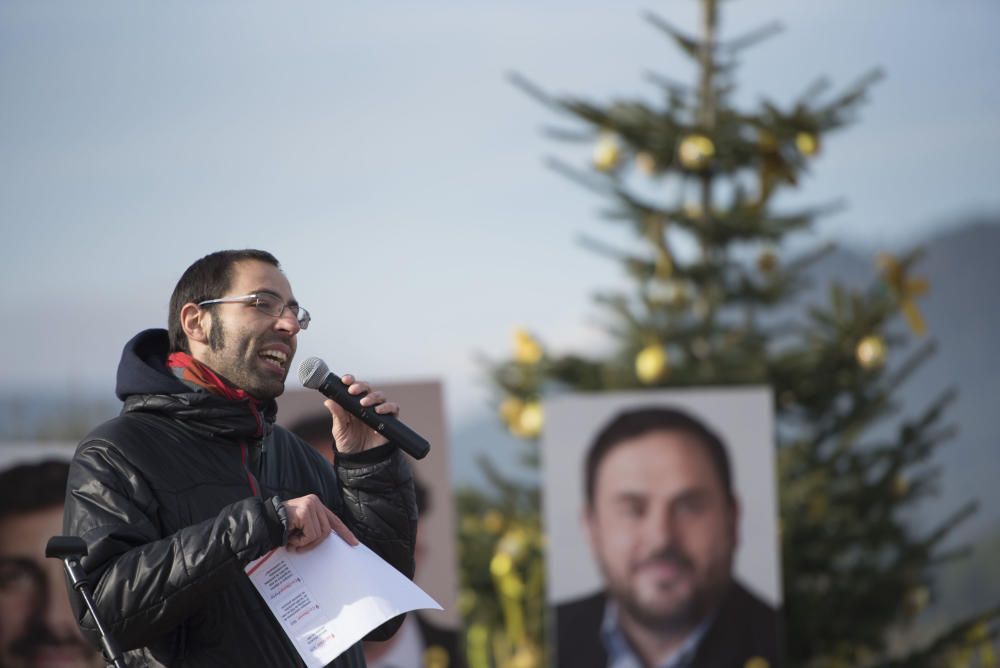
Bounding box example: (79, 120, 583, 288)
(458, 1, 999, 666)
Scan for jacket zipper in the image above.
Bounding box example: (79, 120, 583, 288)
(240, 441, 259, 497)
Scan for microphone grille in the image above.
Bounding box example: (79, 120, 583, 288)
(298, 357, 329, 389)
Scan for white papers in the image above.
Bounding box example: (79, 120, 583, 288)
(245, 534, 441, 667)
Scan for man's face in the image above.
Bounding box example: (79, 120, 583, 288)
(0, 506, 103, 668)
(198, 260, 300, 399)
(585, 429, 738, 633)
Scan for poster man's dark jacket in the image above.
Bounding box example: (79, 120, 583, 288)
(555, 581, 782, 668)
(63, 329, 418, 667)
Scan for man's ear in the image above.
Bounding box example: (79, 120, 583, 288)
(180, 303, 210, 347)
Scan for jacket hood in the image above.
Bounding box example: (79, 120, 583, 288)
(115, 329, 276, 438)
(116, 329, 190, 401)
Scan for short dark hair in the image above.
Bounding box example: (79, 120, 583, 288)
(0, 459, 70, 519)
(584, 406, 733, 507)
(168, 249, 281, 354)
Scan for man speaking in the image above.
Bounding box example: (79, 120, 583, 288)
(64, 249, 418, 667)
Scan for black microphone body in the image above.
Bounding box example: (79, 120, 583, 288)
(299, 357, 430, 460)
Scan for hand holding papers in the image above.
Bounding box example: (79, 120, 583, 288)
(246, 533, 441, 667)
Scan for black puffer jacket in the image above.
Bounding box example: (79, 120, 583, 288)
(64, 329, 417, 667)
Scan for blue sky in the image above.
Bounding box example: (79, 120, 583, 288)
(2, 0, 999, 426)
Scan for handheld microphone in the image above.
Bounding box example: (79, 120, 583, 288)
(298, 357, 430, 460)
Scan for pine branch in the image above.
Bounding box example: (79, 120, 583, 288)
(722, 20, 783, 54)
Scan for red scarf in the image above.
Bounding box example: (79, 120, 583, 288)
(166, 352, 259, 406)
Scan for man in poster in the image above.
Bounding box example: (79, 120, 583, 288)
(555, 406, 782, 668)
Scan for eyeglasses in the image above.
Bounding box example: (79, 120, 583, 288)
(198, 293, 311, 329)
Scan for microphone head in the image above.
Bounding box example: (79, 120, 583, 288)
(298, 357, 330, 389)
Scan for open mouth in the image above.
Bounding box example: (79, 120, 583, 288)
(258, 349, 289, 372)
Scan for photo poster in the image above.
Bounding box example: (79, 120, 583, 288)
(277, 379, 460, 629)
(541, 387, 782, 659)
(0, 442, 101, 667)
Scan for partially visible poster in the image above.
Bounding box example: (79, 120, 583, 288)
(0, 443, 105, 668)
(279, 379, 464, 668)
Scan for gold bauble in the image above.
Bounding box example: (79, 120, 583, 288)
(856, 335, 887, 369)
(498, 527, 529, 560)
(512, 328, 543, 364)
(592, 132, 621, 172)
(677, 134, 715, 171)
(745, 658, 770, 668)
(981, 643, 998, 668)
(482, 510, 505, 534)
(499, 397, 523, 427)
(757, 250, 778, 273)
(490, 552, 513, 578)
(796, 131, 820, 156)
(511, 401, 543, 439)
(635, 343, 669, 384)
(967, 622, 989, 642)
(457, 588, 477, 615)
(506, 644, 542, 668)
(497, 573, 525, 599)
(635, 151, 657, 175)
(424, 645, 450, 668)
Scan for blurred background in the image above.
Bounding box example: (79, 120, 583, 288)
(2, 1, 998, 666)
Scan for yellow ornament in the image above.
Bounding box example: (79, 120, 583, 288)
(592, 132, 622, 172)
(967, 622, 989, 642)
(796, 131, 820, 156)
(506, 644, 542, 668)
(856, 335, 886, 369)
(757, 250, 778, 273)
(498, 572, 525, 599)
(499, 397, 524, 427)
(947, 648, 972, 668)
(482, 510, 505, 534)
(877, 253, 930, 336)
(981, 642, 998, 668)
(512, 328, 543, 365)
(677, 134, 715, 171)
(424, 645, 450, 668)
(635, 151, 657, 175)
(745, 658, 770, 668)
(457, 588, 477, 615)
(490, 552, 513, 578)
(635, 343, 669, 384)
(510, 400, 543, 439)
